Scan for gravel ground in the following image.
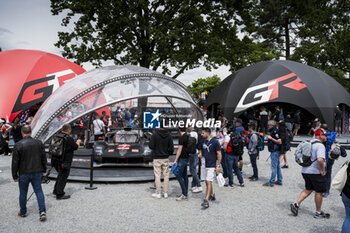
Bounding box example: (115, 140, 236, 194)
(0, 148, 348, 233)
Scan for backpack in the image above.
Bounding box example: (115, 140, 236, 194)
(49, 133, 67, 161)
(329, 142, 341, 160)
(230, 131, 244, 156)
(186, 133, 197, 154)
(331, 161, 349, 193)
(255, 133, 264, 151)
(294, 140, 321, 167)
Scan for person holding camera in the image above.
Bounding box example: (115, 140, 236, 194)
(52, 124, 81, 200)
(11, 125, 47, 221)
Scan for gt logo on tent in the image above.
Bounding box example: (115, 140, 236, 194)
(12, 69, 77, 113)
(236, 73, 307, 112)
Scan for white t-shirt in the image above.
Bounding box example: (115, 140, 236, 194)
(93, 119, 105, 135)
(301, 139, 326, 174)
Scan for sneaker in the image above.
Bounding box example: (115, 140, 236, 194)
(263, 183, 274, 187)
(290, 203, 299, 216)
(250, 177, 258, 181)
(163, 193, 168, 199)
(274, 181, 283, 186)
(192, 187, 202, 193)
(224, 183, 229, 187)
(282, 165, 289, 169)
(39, 212, 46, 222)
(229, 184, 234, 188)
(176, 194, 188, 201)
(56, 195, 71, 200)
(314, 211, 330, 219)
(191, 187, 196, 192)
(18, 211, 27, 218)
(209, 194, 216, 201)
(248, 176, 255, 180)
(239, 183, 245, 187)
(322, 193, 329, 198)
(152, 193, 161, 199)
(201, 199, 209, 208)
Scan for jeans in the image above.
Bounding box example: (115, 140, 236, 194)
(175, 158, 189, 196)
(269, 151, 283, 184)
(19, 172, 46, 215)
(249, 153, 259, 178)
(221, 149, 228, 178)
(53, 160, 71, 197)
(343, 193, 350, 233)
(226, 154, 244, 185)
(326, 158, 335, 193)
(189, 153, 201, 188)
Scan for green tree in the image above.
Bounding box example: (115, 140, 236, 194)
(253, 0, 312, 59)
(187, 75, 221, 99)
(51, 0, 276, 78)
(291, 0, 350, 91)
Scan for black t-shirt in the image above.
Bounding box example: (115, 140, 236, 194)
(274, 110, 281, 120)
(178, 133, 189, 158)
(335, 110, 342, 120)
(63, 136, 79, 163)
(260, 111, 268, 123)
(12, 125, 22, 140)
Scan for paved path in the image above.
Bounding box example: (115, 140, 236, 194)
(0, 148, 348, 233)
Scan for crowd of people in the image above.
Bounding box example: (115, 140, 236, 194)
(2, 105, 349, 232)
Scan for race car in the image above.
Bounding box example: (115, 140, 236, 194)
(93, 128, 153, 164)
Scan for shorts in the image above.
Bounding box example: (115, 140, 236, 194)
(294, 124, 300, 129)
(302, 173, 327, 193)
(249, 120, 257, 126)
(202, 168, 215, 182)
(335, 120, 342, 128)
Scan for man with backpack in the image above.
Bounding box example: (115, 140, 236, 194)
(187, 126, 202, 193)
(247, 124, 259, 181)
(235, 119, 246, 171)
(198, 128, 221, 208)
(279, 121, 291, 169)
(290, 128, 330, 218)
(51, 124, 81, 200)
(224, 126, 245, 187)
(11, 126, 47, 221)
(149, 121, 174, 199)
(263, 120, 283, 187)
(174, 127, 190, 201)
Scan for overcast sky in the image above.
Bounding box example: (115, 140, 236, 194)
(0, 0, 231, 86)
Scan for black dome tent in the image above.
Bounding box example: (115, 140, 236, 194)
(206, 60, 350, 130)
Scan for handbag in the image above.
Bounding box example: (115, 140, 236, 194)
(216, 173, 225, 188)
(331, 161, 349, 193)
(171, 163, 180, 176)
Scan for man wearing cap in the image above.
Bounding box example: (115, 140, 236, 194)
(290, 128, 330, 219)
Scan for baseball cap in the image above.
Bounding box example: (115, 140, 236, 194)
(314, 128, 326, 136)
(314, 118, 319, 122)
(236, 118, 243, 124)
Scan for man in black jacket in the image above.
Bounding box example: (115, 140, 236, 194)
(11, 125, 47, 221)
(52, 124, 81, 200)
(149, 122, 174, 199)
